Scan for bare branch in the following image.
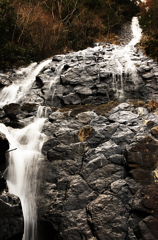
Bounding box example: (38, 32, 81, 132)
(0, 148, 17, 156)
(62, 0, 78, 22)
(44, 2, 54, 18)
(17, 3, 39, 43)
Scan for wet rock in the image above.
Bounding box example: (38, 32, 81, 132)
(52, 55, 64, 62)
(74, 86, 93, 95)
(21, 103, 37, 112)
(54, 127, 79, 145)
(0, 132, 9, 174)
(0, 75, 12, 88)
(0, 108, 5, 118)
(151, 125, 158, 137)
(0, 194, 23, 240)
(142, 73, 155, 79)
(49, 111, 69, 122)
(63, 93, 81, 105)
(76, 111, 96, 124)
(108, 111, 139, 124)
(35, 75, 44, 88)
(3, 103, 21, 119)
(108, 154, 123, 165)
(0, 131, 9, 153)
(63, 175, 93, 211)
(42, 138, 60, 155)
(111, 125, 135, 146)
(132, 184, 158, 218)
(87, 194, 127, 240)
(82, 153, 108, 180)
(134, 216, 158, 240)
(126, 135, 158, 168)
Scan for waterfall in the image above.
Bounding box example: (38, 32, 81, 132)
(0, 60, 51, 240)
(104, 16, 142, 101)
(0, 16, 143, 240)
(3, 114, 46, 240)
(0, 60, 51, 107)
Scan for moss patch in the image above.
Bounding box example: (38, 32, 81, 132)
(129, 100, 145, 108)
(59, 108, 70, 112)
(51, 107, 58, 112)
(59, 102, 120, 116)
(78, 126, 93, 142)
(94, 101, 120, 116)
(146, 100, 158, 112)
(70, 106, 90, 117)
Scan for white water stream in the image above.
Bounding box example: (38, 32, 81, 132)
(105, 17, 142, 100)
(0, 60, 52, 240)
(0, 60, 51, 107)
(0, 16, 142, 240)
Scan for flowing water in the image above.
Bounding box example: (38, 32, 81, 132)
(0, 16, 142, 240)
(0, 60, 52, 240)
(0, 60, 51, 107)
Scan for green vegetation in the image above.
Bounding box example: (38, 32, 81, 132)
(139, 0, 158, 60)
(0, 0, 139, 69)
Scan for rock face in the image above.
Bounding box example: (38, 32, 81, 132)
(35, 100, 158, 240)
(1, 41, 158, 240)
(0, 193, 23, 240)
(0, 131, 9, 188)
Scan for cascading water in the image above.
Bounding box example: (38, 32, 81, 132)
(103, 17, 142, 101)
(1, 111, 47, 240)
(0, 16, 143, 240)
(0, 60, 51, 107)
(0, 60, 52, 240)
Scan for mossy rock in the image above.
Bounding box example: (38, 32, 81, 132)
(151, 126, 158, 137)
(51, 107, 58, 112)
(70, 105, 90, 117)
(21, 103, 37, 112)
(78, 126, 93, 142)
(145, 100, 158, 112)
(59, 108, 70, 112)
(94, 101, 120, 116)
(129, 99, 145, 108)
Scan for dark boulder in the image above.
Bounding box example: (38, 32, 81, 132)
(3, 103, 21, 120)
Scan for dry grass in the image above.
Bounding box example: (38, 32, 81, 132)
(95, 32, 119, 45)
(78, 126, 93, 142)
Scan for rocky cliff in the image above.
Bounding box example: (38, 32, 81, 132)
(1, 34, 158, 239)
